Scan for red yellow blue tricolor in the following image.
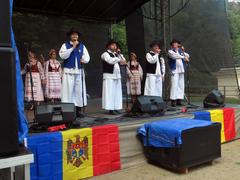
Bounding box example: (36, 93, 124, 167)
(27, 124, 121, 180)
(194, 108, 236, 143)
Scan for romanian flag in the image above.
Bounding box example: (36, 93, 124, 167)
(27, 124, 121, 180)
(194, 108, 236, 143)
(208, 109, 226, 143)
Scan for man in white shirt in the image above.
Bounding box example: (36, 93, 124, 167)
(101, 40, 127, 115)
(168, 39, 190, 107)
(144, 41, 166, 97)
(59, 29, 90, 117)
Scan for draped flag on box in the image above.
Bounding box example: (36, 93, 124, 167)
(193, 108, 236, 143)
(222, 108, 236, 141)
(208, 109, 226, 143)
(27, 125, 121, 180)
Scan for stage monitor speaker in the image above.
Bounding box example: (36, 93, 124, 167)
(35, 103, 76, 126)
(0, 0, 11, 47)
(0, 47, 19, 156)
(132, 96, 166, 114)
(203, 89, 225, 108)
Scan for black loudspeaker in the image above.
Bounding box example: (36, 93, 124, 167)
(35, 103, 76, 126)
(144, 123, 221, 172)
(0, 0, 11, 47)
(132, 96, 166, 114)
(203, 89, 225, 108)
(0, 47, 19, 156)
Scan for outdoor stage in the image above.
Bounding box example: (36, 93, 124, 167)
(25, 99, 240, 171)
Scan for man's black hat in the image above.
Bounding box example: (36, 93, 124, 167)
(170, 39, 180, 46)
(149, 40, 161, 48)
(67, 28, 82, 36)
(106, 39, 118, 48)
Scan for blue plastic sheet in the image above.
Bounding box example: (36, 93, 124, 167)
(138, 118, 214, 148)
(10, 0, 29, 143)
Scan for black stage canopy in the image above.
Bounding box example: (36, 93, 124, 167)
(13, 0, 150, 23)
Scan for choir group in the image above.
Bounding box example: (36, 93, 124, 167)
(23, 28, 190, 116)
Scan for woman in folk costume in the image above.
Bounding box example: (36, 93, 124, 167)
(45, 49, 62, 102)
(59, 28, 90, 117)
(24, 51, 45, 109)
(168, 39, 190, 107)
(144, 41, 166, 97)
(39, 54, 46, 67)
(127, 52, 143, 104)
(101, 39, 127, 115)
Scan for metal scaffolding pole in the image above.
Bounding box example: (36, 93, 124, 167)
(168, 0, 173, 42)
(160, 0, 167, 51)
(154, 0, 158, 38)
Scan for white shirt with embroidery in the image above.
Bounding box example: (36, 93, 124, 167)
(59, 41, 90, 74)
(168, 49, 186, 74)
(146, 51, 165, 77)
(101, 50, 123, 79)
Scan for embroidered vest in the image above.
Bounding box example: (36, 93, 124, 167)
(102, 51, 118, 74)
(168, 48, 186, 71)
(63, 41, 84, 69)
(146, 52, 163, 75)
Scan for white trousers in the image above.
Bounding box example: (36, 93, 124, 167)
(170, 73, 185, 100)
(144, 75, 163, 97)
(102, 78, 122, 110)
(61, 70, 87, 107)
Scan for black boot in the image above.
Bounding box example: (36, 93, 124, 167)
(176, 99, 183, 106)
(171, 100, 176, 107)
(109, 110, 118, 115)
(114, 110, 121, 114)
(76, 107, 85, 118)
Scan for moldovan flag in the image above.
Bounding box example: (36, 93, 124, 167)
(27, 124, 121, 180)
(62, 128, 93, 180)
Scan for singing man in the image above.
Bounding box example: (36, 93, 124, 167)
(59, 28, 90, 117)
(168, 39, 190, 107)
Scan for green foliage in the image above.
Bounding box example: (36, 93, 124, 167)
(228, 2, 240, 65)
(112, 21, 128, 57)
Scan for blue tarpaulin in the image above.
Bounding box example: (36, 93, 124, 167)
(138, 118, 214, 148)
(10, 0, 29, 143)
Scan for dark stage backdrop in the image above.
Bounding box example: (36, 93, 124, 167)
(13, 12, 110, 98)
(126, 0, 239, 99)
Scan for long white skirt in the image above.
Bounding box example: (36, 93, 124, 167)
(102, 78, 122, 110)
(170, 73, 185, 100)
(61, 70, 87, 107)
(25, 72, 44, 102)
(144, 74, 163, 97)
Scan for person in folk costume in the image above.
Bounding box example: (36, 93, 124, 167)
(45, 49, 62, 102)
(101, 39, 127, 115)
(168, 39, 190, 107)
(24, 51, 46, 109)
(59, 29, 90, 117)
(39, 54, 47, 98)
(39, 54, 46, 67)
(144, 41, 166, 97)
(126, 52, 143, 104)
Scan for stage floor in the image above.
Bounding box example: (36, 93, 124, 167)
(26, 98, 240, 129)
(26, 98, 209, 129)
